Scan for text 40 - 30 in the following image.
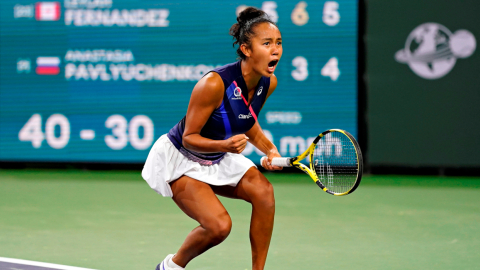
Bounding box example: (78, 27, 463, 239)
(18, 114, 154, 150)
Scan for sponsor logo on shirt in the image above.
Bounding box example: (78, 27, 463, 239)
(232, 86, 242, 100)
(234, 87, 241, 96)
(257, 86, 263, 96)
(238, 112, 252, 119)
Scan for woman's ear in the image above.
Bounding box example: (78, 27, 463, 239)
(240, 44, 251, 58)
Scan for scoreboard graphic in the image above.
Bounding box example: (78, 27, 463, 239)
(0, 0, 358, 163)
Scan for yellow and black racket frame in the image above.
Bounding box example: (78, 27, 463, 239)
(287, 129, 363, 196)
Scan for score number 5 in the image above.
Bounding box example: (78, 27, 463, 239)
(323, 1, 340, 26)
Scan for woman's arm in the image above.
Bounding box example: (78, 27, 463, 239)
(245, 74, 282, 170)
(182, 72, 249, 154)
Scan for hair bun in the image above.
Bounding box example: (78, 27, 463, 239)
(237, 7, 267, 25)
(229, 6, 278, 60)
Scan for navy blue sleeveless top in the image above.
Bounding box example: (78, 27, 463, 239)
(167, 61, 271, 165)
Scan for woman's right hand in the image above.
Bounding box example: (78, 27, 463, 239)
(223, 134, 249, 154)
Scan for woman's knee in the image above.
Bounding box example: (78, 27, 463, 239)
(256, 180, 275, 210)
(243, 170, 275, 209)
(204, 213, 232, 245)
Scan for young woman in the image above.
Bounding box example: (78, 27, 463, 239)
(141, 7, 283, 270)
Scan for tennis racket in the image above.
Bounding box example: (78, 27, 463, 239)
(261, 129, 363, 196)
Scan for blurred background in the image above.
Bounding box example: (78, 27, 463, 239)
(0, 0, 479, 270)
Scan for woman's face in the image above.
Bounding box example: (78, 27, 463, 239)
(243, 22, 282, 77)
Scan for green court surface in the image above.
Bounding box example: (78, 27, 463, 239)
(1, 169, 479, 270)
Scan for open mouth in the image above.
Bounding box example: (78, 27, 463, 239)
(267, 60, 279, 72)
(268, 60, 279, 68)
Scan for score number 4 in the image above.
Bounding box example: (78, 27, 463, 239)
(19, 113, 154, 150)
(292, 56, 340, 82)
(19, 114, 69, 149)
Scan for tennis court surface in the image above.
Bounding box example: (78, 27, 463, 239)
(0, 257, 97, 270)
(1, 169, 479, 270)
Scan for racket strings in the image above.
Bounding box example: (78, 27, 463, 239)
(313, 132, 358, 194)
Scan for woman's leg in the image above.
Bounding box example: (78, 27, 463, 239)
(211, 167, 275, 270)
(169, 175, 232, 268)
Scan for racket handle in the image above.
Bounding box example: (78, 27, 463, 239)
(260, 157, 292, 167)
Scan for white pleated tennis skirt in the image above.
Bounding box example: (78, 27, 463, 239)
(141, 134, 256, 197)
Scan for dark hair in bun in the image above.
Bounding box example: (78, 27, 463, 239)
(229, 7, 278, 60)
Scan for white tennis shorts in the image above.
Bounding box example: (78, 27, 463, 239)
(141, 134, 256, 197)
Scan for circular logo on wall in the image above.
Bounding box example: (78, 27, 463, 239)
(395, 23, 476, 80)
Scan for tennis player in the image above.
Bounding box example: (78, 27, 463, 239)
(141, 7, 283, 270)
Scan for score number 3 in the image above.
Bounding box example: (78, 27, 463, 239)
(19, 113, 154, 150)
(105, 115, 153, 150)
(291, 56, 340, 82)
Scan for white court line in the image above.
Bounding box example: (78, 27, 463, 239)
(0, 257, 98, 270)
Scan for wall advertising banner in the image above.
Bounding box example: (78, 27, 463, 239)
(367, 0, 480, 167)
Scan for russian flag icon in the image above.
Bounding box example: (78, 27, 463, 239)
(36, 57, 60, 75)
(35, 2, 61, 21)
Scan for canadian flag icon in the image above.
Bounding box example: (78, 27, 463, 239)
(35, 2, 61, 21)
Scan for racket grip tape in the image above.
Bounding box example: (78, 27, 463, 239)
(260, 157, 292, 167)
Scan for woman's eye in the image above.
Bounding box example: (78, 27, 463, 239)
(264, 42, 270, 45)
(277, 42, 282, 45)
